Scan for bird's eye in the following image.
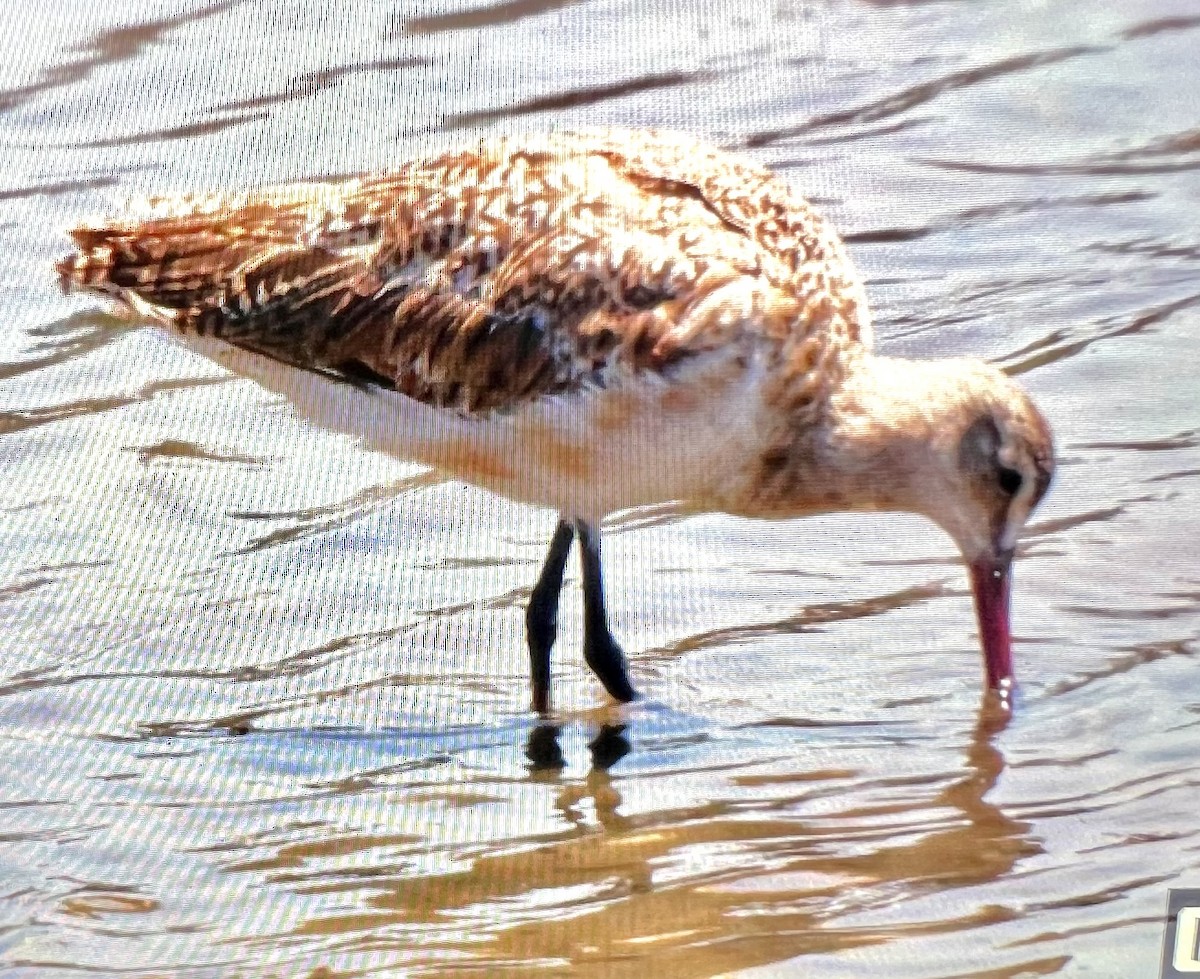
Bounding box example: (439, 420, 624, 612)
(998, 466, 1023, 496)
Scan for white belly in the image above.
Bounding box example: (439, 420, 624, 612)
(177, 334, 773, 522)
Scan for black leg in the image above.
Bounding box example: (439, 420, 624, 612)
(576, 521, 638, 703)
(526, 520, 575, 714)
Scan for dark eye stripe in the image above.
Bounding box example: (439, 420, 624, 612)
(998, 466, 1023, 496)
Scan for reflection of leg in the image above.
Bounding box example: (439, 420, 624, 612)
(589, 724, 632, 770)
(525, 723, 565, 770)
(526, 520, 575, 714)
(576, 521, 637, 703)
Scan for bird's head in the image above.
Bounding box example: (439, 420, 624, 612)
(818, 356, 1055, 695)
(907, 361, 1055, 694)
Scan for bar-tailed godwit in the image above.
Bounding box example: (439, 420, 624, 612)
(57, 129, 1054, 713)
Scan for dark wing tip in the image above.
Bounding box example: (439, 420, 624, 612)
(56, 224, 122, 295)
(55, 253, 78, 294)
(55, 248, 95, 295)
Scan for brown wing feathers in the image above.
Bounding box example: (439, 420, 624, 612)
(56, 132, 866, 414)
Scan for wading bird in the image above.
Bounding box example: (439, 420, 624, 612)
(57, 129, 1054, 714)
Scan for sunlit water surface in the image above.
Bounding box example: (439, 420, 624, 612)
(1, 1, 1199, 976)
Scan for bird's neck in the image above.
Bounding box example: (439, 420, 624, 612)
(746, 352, 963, 519)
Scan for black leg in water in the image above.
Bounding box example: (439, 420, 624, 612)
(526, 520, 575, 714)
(576, 521, 637, 703)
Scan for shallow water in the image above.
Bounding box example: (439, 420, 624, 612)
(2, 1, 1199, 976)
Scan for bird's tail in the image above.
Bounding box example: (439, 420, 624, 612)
(54, 188, 337, 327)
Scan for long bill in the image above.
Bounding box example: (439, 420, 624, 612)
(968, 551, 1014, 692)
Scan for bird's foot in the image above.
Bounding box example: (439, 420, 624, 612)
(583, 634, 638, 703)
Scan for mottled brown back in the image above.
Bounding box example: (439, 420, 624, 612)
(57, 129, 870, 414)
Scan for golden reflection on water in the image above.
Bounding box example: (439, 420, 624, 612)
(185, 704, 1042, 977)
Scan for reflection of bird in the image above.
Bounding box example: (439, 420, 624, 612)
(57, 129, 1054, 713)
